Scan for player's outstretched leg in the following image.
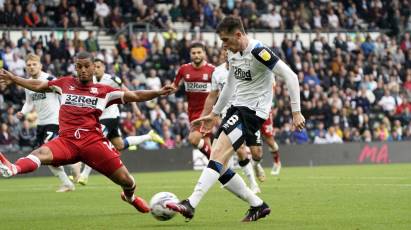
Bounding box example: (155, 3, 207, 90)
(0, 147, 52, 178)
(270, 141, 281, 176)
(108, 166, 150, 213)
(48, 166, 75, 192)
(123, 130, 165, 150)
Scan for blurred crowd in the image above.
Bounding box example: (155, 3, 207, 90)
(1, 0, 411, 151)
(1, 0, 411, 34)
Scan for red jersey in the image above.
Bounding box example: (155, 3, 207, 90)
(48, 76, 124, 136)
(174, 62, 215, 121)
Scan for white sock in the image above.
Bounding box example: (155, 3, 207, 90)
(48, 166, 73, 186)
(188, 167, 220, 208)
(81, 164, 93, 178)
(242, 161, 258, 187)
(223, 173, 263, 207)
(197, 138, 204, 149)
(125, 134, 151, 145)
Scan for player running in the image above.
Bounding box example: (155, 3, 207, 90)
(17, 54, 76, 192)
(167, 16, 305, 222)
(0, 51, 173, 213)
(172, 42, 214, 158)
(75, 58, 165, 185)
(261, 108, 282, 176)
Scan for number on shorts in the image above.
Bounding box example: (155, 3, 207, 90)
(103, 141, 115, 150)
(227, 115, 239, 126)
(44, 131, 54, 143)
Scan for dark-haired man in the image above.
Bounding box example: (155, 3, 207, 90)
(172, 42, 215, 158)
(0, 51, 174, 213)
(167, 16, 305, 222)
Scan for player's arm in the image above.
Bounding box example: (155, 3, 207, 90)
(123, 85, 174, 103)
(0, 69, 50, 92)
(252, 47, 305, 130)
(201, 90, 219, 117)
(211, 67, 234, 117)
(171, 67, 184, 93)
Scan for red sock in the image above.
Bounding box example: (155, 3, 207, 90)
(273, 151, 280, 164)
(15, 156, 40, 174)
(199, 142, 211, 159)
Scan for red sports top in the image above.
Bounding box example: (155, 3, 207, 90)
(48, 76, 124, 137)
(174, 62, 215, 121)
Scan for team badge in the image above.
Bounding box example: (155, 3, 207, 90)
(90, 87, 98, 94)
(203, 74, 208, 80)
(258, 49, 271, 61)
(69, 86, 75, 90)
(186, 74, 190, 79)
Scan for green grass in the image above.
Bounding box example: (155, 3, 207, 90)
(1, 164, 411, 230)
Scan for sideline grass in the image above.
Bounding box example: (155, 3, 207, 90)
(1, 164, 410, 230)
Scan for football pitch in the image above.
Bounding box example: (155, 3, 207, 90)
(1, 164, 410, 230)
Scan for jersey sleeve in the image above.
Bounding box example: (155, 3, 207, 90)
(105, 86, 125, 107)
(173, 66, 184, 87)
(210, 70, 219, 91)
(251, 46, 280, 71)
(47, 77, 68, 94)
(21, 89, 34, 114)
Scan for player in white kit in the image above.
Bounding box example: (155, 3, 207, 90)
(201, 52, 261, 193)
(75, 58, 164, 185)
(167, 16, 305, 222)
(18, 54, 75, 192)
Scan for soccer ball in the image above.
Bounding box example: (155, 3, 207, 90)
(149, 192, 179, 221)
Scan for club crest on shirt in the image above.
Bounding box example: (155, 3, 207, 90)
(185, 74, 190, 79)
(258, 49, 271, 61)
(69, 86, 75, 90)
(202, 74, 208, 81)
(90, 87, 98, 94)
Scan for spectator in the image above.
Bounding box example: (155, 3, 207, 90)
(325, 126, 343, 143)
(18, 120, 36, 150)
(95, 0, 110, 28)
(0, 123, 14, 146)
(84, 31, 100, 52)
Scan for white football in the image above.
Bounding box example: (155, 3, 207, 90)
(149, 192, 179, 221)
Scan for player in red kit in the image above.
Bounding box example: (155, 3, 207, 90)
(172, 42, 215, 158)
(0, 52, 173, 214)
(260, 109, 281, 176)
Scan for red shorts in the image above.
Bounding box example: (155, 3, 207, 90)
(261, 112, 274, 137)
(44, 130, 123, 177)
(188, 109, 202, 123)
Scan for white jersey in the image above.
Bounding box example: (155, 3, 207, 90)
(21, 72, 60, 125)
(212, 38, 301, 119)
(93, 73, 122, 119)
(211, 63, 233, 115)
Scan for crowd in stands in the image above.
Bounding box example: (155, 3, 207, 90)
(1, 0, 411, 34)
(1, 0, 411, 151)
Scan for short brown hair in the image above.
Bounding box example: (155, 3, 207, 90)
(190, 42, 205, 51)
(216, 16, 246, 35)
(25, 53, 41, 62)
